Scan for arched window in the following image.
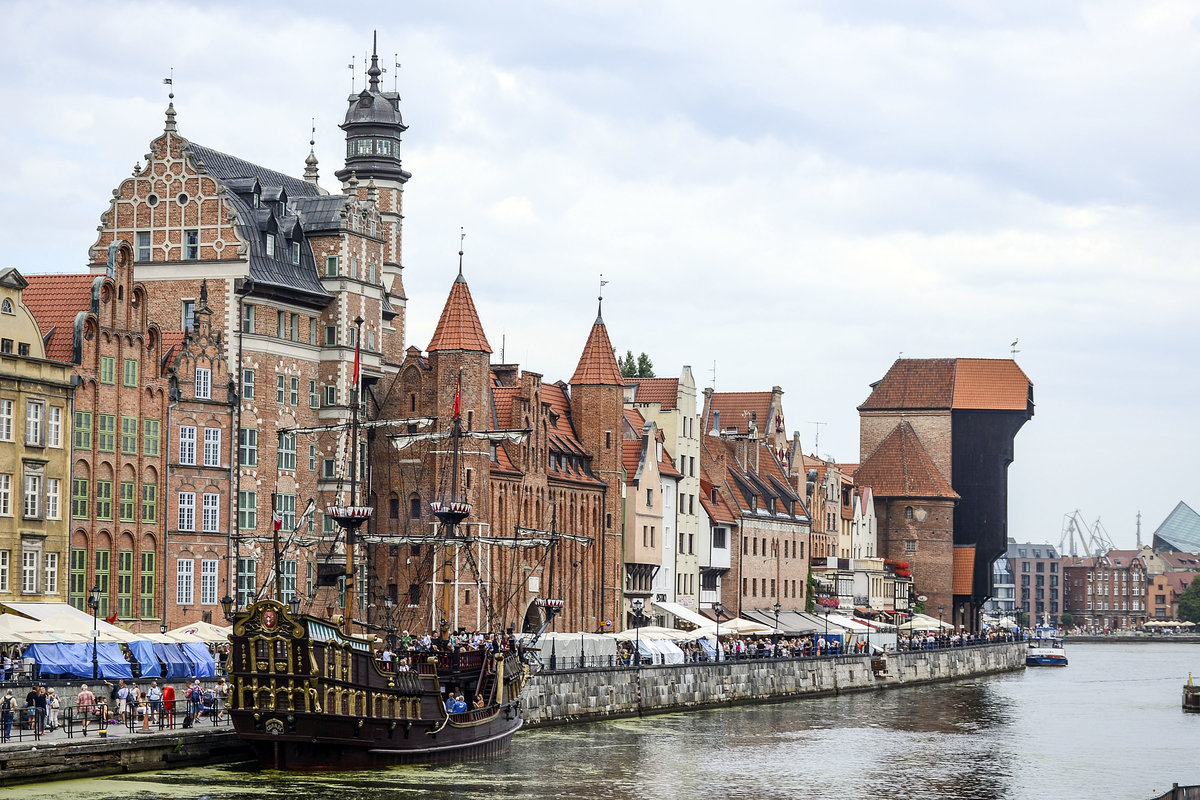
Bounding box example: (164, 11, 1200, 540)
(904, 506, 914, 521)
(0, 298, 12, 314)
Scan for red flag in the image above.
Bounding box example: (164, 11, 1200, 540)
(453, 375, 461, 420)
(105, 612, 118, 625)
(272, 511, 283, 532)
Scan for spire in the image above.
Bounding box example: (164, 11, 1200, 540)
(164, 101, 177, 133)
(427, 270, 492, 354)
(368, 30, 382, 92)
(304, 119, 320, 185)
(569, 309, 624, 386)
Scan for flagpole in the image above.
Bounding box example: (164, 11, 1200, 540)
(343, 316, 364, 636)
(272, 493, 282, 600)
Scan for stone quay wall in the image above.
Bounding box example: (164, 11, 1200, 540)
(523, 642, 1024, 728)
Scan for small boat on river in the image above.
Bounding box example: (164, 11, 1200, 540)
(1025, 625, 1068, 667)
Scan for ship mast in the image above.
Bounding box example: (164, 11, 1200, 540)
(329, 316, 371, 637)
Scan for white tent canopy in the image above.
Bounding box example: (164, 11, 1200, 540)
(0, 602, 139, 643)
(167, 621, 232, 644)
(652, 600, 712, 629)
(694, 617, 773, 636)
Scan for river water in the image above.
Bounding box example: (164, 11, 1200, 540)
(18, 643, 1200, 800)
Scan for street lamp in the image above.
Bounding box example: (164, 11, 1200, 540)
(713, 601, 724, 662)
(773, 601, 782, 650)
(288, 595, 301, 617)
(159, 623, 168, 635)
(87, 584, 101, 681)
(220, 594, 235, 622)
(631, 599, 644, 665)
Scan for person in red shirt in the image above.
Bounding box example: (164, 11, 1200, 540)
(76, 684, 96, 736)
(161, 684, 177, 729)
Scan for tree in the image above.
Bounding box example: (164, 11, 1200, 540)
(1059, 612, 1074, 629)
(619, 350, 655, 378)
(1178, 577, 1200, 623)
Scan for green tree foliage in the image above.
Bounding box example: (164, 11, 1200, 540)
(1059, 612, 1074, 629)
(1178, 576, 1200, 623)
(619, 350, 655, 378)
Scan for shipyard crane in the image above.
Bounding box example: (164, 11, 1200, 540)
(1059, 510, 1117, 558)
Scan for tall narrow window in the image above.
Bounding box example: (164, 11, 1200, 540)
(136, 231, 151, 261)
(242, 304, 255, 333)
(242, 369, 255, 400)
(22, 472, 41, 519)
(289, 376, 299, 406)
(280, 559, 297, 603)
(141, 483, 157, 523)
(123, 358, 138, 387)
(203, 428, 221, 466)
(202, 492, 220, 532)
(71, 478, 88, 519)
(238, 490, 257, 530)
(265, 233, 276, 257)
(24, 401, 44, 445)
(195, 368, 212, 400)
(94, 550, 110, 617)
(97, 414, 116, 452)
(325, 256, 338, 277)
(276, 493, 297, 531)
(182, 300, 195, 333)
(117, 550, 133, 618)
(47, 406, 62, 448)
(236, 558, 257, 608)
(278, 433, 296, 471)
(178, 491, 195, 531)
(184, 229, 199, 260)
(140, 551, 155, 617)
(119, 481, 136, 521)
(99, 356, 115, 385)
(95, 480, 113, 520)
(22, 548, 39, 594)
(0, 550, 8, 592)
(69, 548, 86, 610)
(74, 411, 92, 449)
(45, 478, 60, 520)
(179, 425, 196, 465)
(121, 416, 138, 454)
(177, 558, 195, 606)
(143, 419, 160, 456)
(200, 559, 219, 605)
(239, 429, 258, 467)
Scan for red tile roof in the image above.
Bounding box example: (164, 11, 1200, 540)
(627, 377, 679, 410)
(161, 331, 186, 367)
(699, 476, 737, 525)
(427, 275, 492, 353)
(23, 273, 96, 362)
(624, 407, 646, 434)
(953, 545, 976, 595)
(952, 359, 1032, 411)
(491, 383, 518, 428)
(859, 358, 1031, 412)
(853, 421, 959, 499)
(569, 319, 623, 385)
(707, 391, 773, 435)
(622, 440, 643, 484)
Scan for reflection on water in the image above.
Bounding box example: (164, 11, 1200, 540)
(36, 643, 1200, 800)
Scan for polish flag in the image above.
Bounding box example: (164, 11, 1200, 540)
(453, 374, 461, 420)
(272, 511, 283, 532)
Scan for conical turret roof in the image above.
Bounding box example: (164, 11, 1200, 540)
(427, 273, 492, 353)
(569, 302, 623, 385)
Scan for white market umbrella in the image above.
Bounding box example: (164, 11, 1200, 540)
(167, 621, 232, 644)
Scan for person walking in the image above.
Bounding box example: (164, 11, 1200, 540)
(46, 688, 60, 731)
(1, 689, 15, 741)
(76, 684, 96, 737)
(215, 678, 229, 721)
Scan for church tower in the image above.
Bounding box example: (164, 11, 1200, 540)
(336, 33, 411, 348)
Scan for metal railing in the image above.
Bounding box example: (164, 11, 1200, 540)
(0, 700, 232, 744)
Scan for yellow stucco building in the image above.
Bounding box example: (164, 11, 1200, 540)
(0, 267, 72, 601)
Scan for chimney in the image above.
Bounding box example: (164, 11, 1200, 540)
(711, 409, 720, 436)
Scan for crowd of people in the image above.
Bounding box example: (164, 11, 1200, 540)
(0, 676, 231, 741)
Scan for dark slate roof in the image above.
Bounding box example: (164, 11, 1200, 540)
(188, 143, 319, 199)
(187, 142, 329, 304)
(293, 195, 350, 235)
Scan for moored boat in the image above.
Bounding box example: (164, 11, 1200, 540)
(1025, 625, 1068, 667)
(1184, 674, 1200, 713)
(227, 599, 528, 768)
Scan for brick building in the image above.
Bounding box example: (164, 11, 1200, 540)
(0, 268, 72, 604)
(369, 289, 625, 635)
(1063, 553, 1148, 631)
(26, 246, 171, 629)
(856, 358, 1033, 630)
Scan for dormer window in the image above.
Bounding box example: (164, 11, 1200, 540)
(291, 242, 300, 265)
(253, 192, 261, 208)
(265, 233, 276, 257)
(279, 199, 287, 217)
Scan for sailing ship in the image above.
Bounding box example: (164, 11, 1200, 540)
(226, 329, 564, 768)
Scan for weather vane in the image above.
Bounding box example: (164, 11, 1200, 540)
(162, 67, 174, 100)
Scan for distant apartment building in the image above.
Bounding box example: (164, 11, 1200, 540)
(1148, 572, 1194, 620)
(1007, 541, 1062, 624)
(1063, 552, 1148, 630)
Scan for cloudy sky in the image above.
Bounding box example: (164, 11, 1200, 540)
(1, 1, 1196, 550)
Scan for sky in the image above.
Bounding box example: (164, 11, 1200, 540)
(0, 1, 1196, 551)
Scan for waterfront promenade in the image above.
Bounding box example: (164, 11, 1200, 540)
(0, 641, 1022, 786)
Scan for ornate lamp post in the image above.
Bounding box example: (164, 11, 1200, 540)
(220, 594, 235, 622)
(288, 595, 302, 617)
(631, 598, 644, 665)
(774, 601, 782, 642)
(713, 601, 724, 662)
(159, 623, 168, 635)
(87, 584, 101, 680)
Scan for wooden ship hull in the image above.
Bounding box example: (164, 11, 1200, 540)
(227, 600, 527, 769)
